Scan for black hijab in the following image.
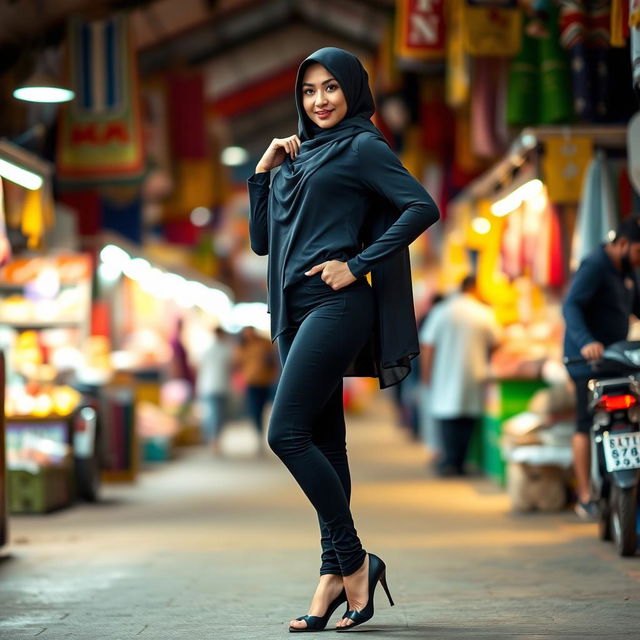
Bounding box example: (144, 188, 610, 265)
(271, 47, 386, 223)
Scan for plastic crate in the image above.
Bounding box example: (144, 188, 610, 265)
(8, 465, 74, 514)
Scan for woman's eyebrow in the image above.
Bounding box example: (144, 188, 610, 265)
(302, 78, 338, 87)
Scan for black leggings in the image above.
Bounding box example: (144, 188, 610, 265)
(268, 274, 374, 577)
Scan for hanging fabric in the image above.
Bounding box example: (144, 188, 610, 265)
(610, 0, 628, 46)
(21, 189, 44, 249)
(542, 136, 594, 202)
(548, 204, 566, 287)
(632, 4, 640, 94)
(446, 0, 470, 107)
(0, 179, 11, 267)
(571, 149, 619, 267)
(471, 57, 509, 158)
(506, 30, 538, 126)
(538, 7, 574, 123)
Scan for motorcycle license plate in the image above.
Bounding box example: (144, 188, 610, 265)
(603, 431, 640, 472)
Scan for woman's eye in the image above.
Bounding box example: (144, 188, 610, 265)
(304, 89, 314, 95)
(327, 84, 339, 92)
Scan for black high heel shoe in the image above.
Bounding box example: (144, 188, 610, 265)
(337, 553, 394, 631)
(289, 588, 348, 633)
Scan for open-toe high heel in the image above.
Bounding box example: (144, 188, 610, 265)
(289, 588, 348, 633)
(337, 553, 394, 631)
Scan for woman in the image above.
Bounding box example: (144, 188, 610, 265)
(248, 47, 439, 632)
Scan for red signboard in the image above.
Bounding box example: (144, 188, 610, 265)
(396, 0, 446, 61)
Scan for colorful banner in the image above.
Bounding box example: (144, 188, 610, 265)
(462, 1, 522, 57)
(395, 0, 446, 61)
(57, 14, 144, 185)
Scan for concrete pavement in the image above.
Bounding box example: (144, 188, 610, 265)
(1, 393, 639, 639)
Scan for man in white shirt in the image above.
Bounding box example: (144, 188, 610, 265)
(196, 327, 234, 453)
(419, 276, 501, 475)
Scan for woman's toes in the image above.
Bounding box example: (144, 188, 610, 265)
(290, 619, 306, 629)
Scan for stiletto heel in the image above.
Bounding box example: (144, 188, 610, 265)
(337, 553, 394, 631)
(380, 570, 394, 606)
(289, 588, 347, 633)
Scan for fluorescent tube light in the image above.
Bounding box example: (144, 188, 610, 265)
(0, 158, 43, 190)
(491, 179, 544, 217)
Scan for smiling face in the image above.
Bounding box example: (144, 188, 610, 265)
(301, 63, 348, 129)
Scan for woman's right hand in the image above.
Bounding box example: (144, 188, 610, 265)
(255, 135, 301, 173)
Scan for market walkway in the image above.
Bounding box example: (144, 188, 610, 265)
(1, 394, 639, 639)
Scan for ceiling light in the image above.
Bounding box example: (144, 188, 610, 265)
(221, 146, 249, 167)
(471, 217, 491, 235)
(491, 179, 544, 217)
(190, 207, 211, 227)
(13, 71, 75, 104)
(0, 158, 43, 190)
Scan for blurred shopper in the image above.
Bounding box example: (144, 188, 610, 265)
(234, 326, 278, 445)
(166, 317, 195, 424)
(248, 48, 439, 631)
(420, 276, 500, 476)
(563, 217, 640, 520)
(196, 327, 233, 453)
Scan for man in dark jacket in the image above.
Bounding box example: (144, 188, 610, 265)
(563, 217, 640, 519)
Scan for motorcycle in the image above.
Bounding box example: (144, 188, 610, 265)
(566, 340, 640, 556)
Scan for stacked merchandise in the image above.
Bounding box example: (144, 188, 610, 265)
(501, 384, 575, 512)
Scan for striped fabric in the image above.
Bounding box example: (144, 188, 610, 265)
(76, 18, 122, 114)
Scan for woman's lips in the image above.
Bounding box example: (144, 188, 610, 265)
(315, 110, 334, 119)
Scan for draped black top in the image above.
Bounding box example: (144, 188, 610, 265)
(248, 131, 439, 387)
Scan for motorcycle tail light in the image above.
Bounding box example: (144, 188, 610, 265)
(595, 394, 638, 411)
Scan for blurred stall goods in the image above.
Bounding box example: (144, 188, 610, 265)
(0, 252, 104, 507)
(501, 384, 575, 512)
(441, 125, 632, 486)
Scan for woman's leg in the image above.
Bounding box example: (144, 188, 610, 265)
(269, 287, 373, 576)
(313, 382, 351, 576)
(276, 335, 351, 576)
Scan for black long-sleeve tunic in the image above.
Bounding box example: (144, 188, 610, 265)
(248, 131, 440, 387)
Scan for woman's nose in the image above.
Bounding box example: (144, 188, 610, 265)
(315, 91, 328, 106)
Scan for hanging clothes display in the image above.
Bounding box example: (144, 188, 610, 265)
(571, 149, 619, 267)
(538, 8, 574, 123)
(471, 57, 509, 158)
(506, 31, 538, 126)
(507, 6, 573, 126)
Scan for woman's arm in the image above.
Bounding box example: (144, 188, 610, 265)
(346, 135, 440, 279)
(247, 172, 270, 256)
(248, 134, 302, 256)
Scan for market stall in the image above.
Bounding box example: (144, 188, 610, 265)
(443, 124, 633, 488)
(0, 252, 103, 510)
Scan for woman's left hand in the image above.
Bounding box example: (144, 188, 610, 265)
(305, 260, 356, 290)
